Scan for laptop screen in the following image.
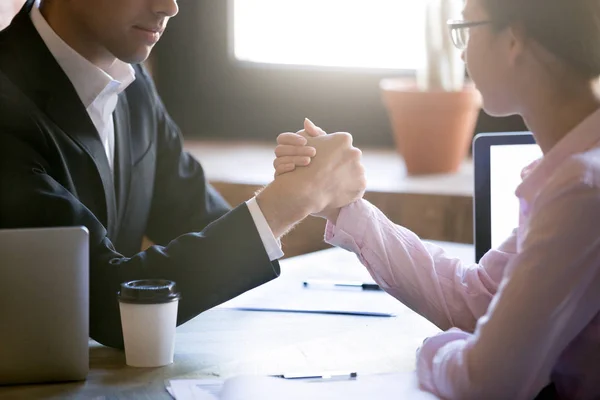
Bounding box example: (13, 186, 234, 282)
(473, 132, 541, 261)
(489, 144, 542, 248)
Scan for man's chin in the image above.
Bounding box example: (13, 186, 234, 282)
(114, 47, 153, 65)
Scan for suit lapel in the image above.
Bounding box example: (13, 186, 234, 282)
(44, 92, 118, 234)
(0, 2, 118, 233)
(113, 93, 132, 236)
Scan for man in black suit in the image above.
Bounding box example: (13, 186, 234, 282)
(0, 0, 366, 349)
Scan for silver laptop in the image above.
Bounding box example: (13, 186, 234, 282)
(473, 132, 542, 262)
(0, 226, 89, 385)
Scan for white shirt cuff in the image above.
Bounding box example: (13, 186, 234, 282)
(246, 197, 284, 261)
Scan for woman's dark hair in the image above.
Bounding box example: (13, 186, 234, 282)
(482, 0, 600, 79)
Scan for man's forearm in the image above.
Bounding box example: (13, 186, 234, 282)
(255, 180, 312, 239)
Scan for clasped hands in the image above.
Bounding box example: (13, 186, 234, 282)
(271, 119, 367, 223)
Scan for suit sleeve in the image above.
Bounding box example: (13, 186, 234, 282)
(143, 77, 231, 243)
(133, 68, 285, 262)
(0, 108, 280, 350)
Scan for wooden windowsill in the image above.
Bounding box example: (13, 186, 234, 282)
(185, 140, 474, 196)
(184, 140, 475, 258)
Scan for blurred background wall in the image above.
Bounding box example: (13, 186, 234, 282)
(153, 0, 526, 147)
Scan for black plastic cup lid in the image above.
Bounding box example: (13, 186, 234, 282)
(118, 280, 181, 304)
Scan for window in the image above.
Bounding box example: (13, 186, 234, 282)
(232, 0, 426, 71)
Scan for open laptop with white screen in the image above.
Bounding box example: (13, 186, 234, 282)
(473, 132, 543, 262)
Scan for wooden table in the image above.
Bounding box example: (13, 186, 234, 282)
(0, 242, 474, 400)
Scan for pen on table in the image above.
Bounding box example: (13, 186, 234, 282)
(302, 280, 382, 291)
(270, 371, 358, 380)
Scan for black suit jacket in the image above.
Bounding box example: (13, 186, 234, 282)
(0, 1, 279, 348)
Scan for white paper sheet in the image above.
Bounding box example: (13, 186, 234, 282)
(170, 379, 221, 400)
(169, 373, 439, 400)
(218, 250, 407, 317)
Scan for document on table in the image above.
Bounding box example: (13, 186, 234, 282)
(217, 250, 407, 317)
(218, 279, 404, 316)
(168, 378, 221, 400)
(167, 372, 440, 400)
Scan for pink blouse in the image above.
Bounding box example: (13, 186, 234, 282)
(325, 109, 600, 399)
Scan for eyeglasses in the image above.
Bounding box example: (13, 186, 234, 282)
(447, 20, 493, 50)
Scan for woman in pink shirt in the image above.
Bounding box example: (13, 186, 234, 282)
(274, 0, 600, 399)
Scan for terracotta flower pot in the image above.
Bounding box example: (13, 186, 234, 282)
(380, 78, 482, 175)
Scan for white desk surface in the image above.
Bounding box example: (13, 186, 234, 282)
(0, 242, 474, 400)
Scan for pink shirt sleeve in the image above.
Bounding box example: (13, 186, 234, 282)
(418, 178, 600, 399)
(327, 173, 600, 398)
(325, 199, 517, 332)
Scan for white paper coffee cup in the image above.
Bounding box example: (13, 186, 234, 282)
(118, 280, 181, 368)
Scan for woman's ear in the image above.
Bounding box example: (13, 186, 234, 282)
(507, 22, 527, 67)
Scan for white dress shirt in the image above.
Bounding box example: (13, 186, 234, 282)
(29, 2, 283, 261)
(30, 1, 135, 171)
(246, 198, 284, 260)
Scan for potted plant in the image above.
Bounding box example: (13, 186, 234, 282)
(380, 0, 481, 175)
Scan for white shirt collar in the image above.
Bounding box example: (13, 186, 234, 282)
(29, 0, 136, 109)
